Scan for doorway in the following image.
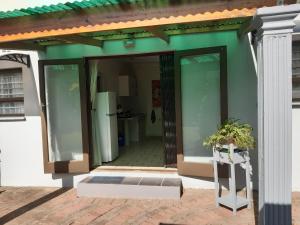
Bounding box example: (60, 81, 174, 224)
(87, 52, 176, 169)
(175, 46, 228, 177)
(38, 47, 226, 175)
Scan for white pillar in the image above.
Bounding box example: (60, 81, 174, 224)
(253, 5, 300, 225)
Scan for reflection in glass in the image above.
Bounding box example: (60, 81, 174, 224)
(181, 53, 220, 163)
(293, 77, 300, 100)
(0, 69, 24, 115)
(45, 64, 83, 162)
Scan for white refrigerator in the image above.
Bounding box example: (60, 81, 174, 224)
(95, 92, 119, 162)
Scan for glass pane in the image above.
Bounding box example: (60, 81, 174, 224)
(45, 64, 83, 162)
(293, 77, 300, 100)
(293, 44, 300, 76)
(181, 53, 220, 163)
(0, 69, 23, 98)
(293, 44, 300, 101)
(0, 102, 24, 115)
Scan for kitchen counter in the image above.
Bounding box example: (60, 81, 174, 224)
(117, 113, 145, 146)
(117, 113, 145, 120)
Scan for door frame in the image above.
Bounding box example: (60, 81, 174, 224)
(84, 51, 175, 169)
(175, 46, 228, 177)
(39, 58, 90, 173)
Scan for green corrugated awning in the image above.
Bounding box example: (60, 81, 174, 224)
(0, 0, 140, 19)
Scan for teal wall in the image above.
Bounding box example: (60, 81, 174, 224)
(46, 30, 257, 125)
(47, 30, 242, 59)
(46, 30, 258, 188)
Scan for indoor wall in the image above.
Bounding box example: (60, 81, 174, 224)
(93, 56, 162, 138)
(131, 56, 162, 137)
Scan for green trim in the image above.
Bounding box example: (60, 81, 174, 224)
(34, 18, 245, 46)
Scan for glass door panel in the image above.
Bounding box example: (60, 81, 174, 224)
(175, 47, 227, 177)
(45, 64, 83, 162)
(39, 59, 89, 173)
(181, 53, 220, 163)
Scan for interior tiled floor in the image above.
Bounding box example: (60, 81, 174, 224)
(0, 187, 299, 225)
(103, 137, 165, 167)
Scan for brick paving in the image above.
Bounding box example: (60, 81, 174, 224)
(0, 187, 299, 225)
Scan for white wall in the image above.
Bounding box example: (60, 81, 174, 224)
(0, 50, 89, 187)
(95, 58, 135, 113)
(96, 58, 124, 93)
(292, 107, 300, 191)
(132, 57, 163, 137)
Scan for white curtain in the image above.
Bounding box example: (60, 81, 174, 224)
(90, 60, 102, 166)
(0, 70, 24, 115)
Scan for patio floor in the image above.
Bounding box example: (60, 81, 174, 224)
(103, 137, 165, 167)
(0, 187, 299, 225)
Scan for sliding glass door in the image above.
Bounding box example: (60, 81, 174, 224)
(39, 59, 90, 173)
(175, 47, 228, 177)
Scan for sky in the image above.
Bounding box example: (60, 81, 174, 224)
(0, 0, 76, 11)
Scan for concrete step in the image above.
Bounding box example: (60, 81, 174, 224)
(77, 176, 182, 200)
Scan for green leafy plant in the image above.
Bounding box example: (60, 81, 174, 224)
(203, 119, 255, 150)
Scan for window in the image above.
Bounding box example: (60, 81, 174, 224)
(293, 42, 300, 102)
(0, 68, 24, 117)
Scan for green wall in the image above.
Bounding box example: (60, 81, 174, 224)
(46, 30, 258, 188)
(47, 30, 242, 59)
(46, 30, 257, 127)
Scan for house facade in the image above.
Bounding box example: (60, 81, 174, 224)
(0, 0, 299, 224)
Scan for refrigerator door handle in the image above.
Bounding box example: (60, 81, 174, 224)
(106, 113, 117, 116)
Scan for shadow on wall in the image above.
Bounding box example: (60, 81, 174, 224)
(24, 62, 41, 117)
(216, 190, 291, 225)
(233, 34, 258, 191)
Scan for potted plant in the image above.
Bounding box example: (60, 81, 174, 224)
(203, 119, 255, 163)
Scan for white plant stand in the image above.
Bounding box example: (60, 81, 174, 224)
(213, 144, 252, 215)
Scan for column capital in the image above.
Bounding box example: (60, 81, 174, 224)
(252, 4, 300, 40)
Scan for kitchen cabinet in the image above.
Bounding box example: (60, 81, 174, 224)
(128, 115, 145, 143)
(118, 75, 137, 96)
(118, 114, 145, 146)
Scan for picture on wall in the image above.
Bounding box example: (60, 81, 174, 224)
(152, 80, 161, 107)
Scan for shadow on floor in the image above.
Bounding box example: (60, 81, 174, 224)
(220, 190, 259, 224)
(253, 191, 259, 225)
(159, 224, 186, 225)
(0, 188, 70, 224)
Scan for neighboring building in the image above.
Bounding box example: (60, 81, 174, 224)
(0, 1, 299, 224)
